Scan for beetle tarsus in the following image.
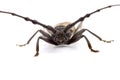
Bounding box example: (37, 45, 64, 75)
(102, 40, 114, 43)
(16, 44, 27, 47)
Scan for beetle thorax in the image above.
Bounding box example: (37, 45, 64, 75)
(52, 26, 68, 44)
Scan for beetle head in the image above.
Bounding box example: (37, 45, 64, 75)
(52, 26, 72, 45)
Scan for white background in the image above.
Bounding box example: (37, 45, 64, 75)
(0, 0, 120, 80)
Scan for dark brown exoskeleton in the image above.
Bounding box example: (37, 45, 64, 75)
(0, 4, 120, 56)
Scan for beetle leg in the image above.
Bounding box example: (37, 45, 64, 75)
(82, 35, 99, 52)
(16, 30, 52, 47)
(67, 29, 99, 52)
(35, 36, 57, 56)
(68, 29, 113, 44)
(67, 33, 99, 52)
(67, 28, 113, 52)
(84, 29, 114, 43)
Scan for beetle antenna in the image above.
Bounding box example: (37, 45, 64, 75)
(64, 4, 120, 32)
(0, 11, 56, 33)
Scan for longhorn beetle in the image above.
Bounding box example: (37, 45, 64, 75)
(0, 4, 120, 56)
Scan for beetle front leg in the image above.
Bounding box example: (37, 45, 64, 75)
(81, 35, 99, 52)
(67, 28, 113, 52)
(69, 29, 113, 43)
(16, 30, 39, 47)
(84, 29, 114, 43)
(16, 30, 51, 47)
(67, 32, 99, 52)
(35, 36, 57, 57)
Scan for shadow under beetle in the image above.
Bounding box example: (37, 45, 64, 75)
(0, 4, 120, 56)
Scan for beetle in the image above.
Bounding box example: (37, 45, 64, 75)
(0, 4, 120, 56)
